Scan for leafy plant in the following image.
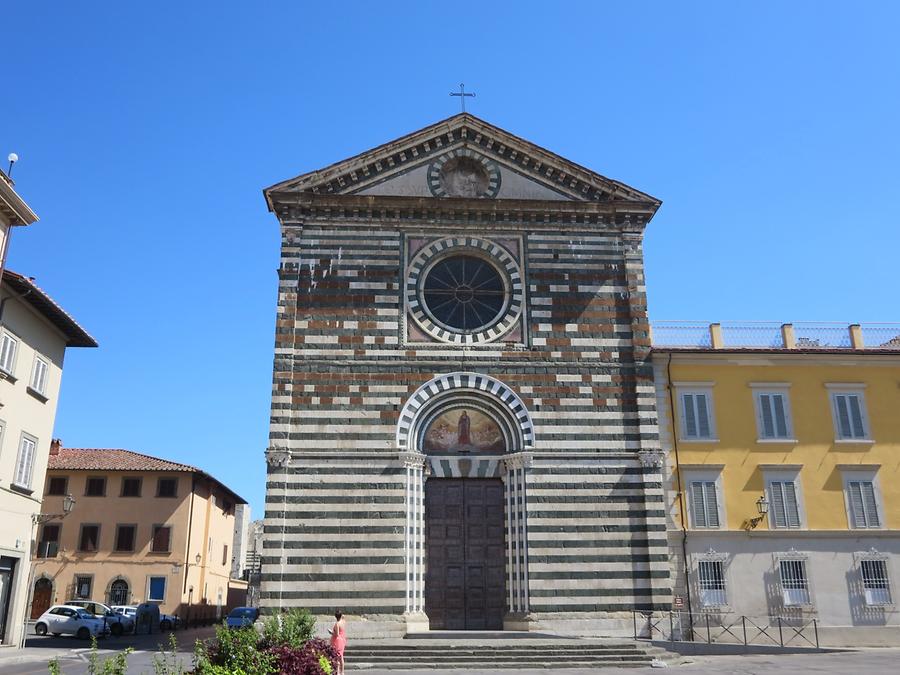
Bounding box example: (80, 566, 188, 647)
(84, 636, 132, 675)
(267, 639, 338, 675)
(202, 625, 274, 674)
(152, 633, 185, 675)
(48, 659, 61, 675)
(261, 608, 316, 649)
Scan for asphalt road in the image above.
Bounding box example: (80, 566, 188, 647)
(0, 626, 215, 675)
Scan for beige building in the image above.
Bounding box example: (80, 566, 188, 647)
(34, 446, 247, 624)
(0, 169, 97, 646)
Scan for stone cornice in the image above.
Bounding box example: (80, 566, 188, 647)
(269, 192, 656, 233)
(264, 113, 661, 209)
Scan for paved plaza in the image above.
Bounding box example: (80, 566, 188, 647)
(0, 637, 899, 675)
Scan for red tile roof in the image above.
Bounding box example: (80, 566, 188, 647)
(49, 448, 197, 472)
(3, 270, 97, 347)
(48, 448, 247, 504)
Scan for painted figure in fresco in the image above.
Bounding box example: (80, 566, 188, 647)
(457, 410, 471, 446)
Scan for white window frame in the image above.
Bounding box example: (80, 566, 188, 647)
(13, 432, 38, 490)
(147, 575, 167, 602)
(682, 468, 725, 530)
(750, 384, 795, 442)
(855, 552, 893, 607)
(827, 384, 871, 442)
(841, 468, 885, 530)
(0, 330, 18, 377)
(674, 383, 717, 442)
(777, 555, 813, 608)
(29, 354, 49, 395)
(697, 556, 729, 608)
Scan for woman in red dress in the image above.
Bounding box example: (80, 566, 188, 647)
(329, 610, 346, 675)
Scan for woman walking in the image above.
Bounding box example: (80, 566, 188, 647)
(329, 610, 347, 675)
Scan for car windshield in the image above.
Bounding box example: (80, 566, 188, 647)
(228, 608, 256, 619)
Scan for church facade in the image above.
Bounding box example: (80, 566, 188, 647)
(261, 114, 671, 635)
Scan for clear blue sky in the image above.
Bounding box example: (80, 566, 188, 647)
(4, 2, 898, 516)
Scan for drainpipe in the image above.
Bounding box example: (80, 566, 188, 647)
(667, 353, 694, 628)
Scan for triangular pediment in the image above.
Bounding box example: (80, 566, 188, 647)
(265, 114, 660, 209)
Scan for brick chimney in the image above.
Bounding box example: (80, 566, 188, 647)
(49, 439, 61, 456)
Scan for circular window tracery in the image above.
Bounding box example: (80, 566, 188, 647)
(406, 238, 523, 345)
(422, 255, 506, 332)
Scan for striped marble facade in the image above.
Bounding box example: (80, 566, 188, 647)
(262, 114, 671, 635)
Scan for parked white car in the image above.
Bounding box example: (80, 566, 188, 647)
(66, 600, 135, 636)
(111, 605, 180, 631)
(34, 605, 107, 639)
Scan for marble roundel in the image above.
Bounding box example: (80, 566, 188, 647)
(427, 150, 501, 199)
(406, 237, 523, 345)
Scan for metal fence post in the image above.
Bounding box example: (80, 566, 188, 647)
(777, 617, 783, 647)
(670, 611, 674, 642)
(706, 613, 711, 643)
(813, 619, 819, 648)
(742, 615, 747, 646)
(633, 611, 637, 640)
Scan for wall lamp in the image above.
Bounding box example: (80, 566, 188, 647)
(748, 494, 769, 529)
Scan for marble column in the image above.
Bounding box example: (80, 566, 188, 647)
(400, 452, 429, 631)
(502, 452, 533, 630)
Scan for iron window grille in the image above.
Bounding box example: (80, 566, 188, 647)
(779, 559, 811, 606)
(698, 560, 727, 607)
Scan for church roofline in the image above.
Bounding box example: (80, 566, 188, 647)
(262, 113, 661, 213)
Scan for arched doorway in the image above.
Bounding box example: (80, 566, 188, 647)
(108, 579, 129, 606)
(398, 372, 535, 631)
(31, 578, 53, 620)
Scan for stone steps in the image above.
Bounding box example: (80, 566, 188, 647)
(345, 641, 660, 670)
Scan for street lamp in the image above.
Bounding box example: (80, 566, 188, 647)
(748, 494, 770, 530)
(22, 494, 76, 646)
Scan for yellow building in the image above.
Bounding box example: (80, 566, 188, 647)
(653, 322, 900, 646)
(32, 444, 247, 624)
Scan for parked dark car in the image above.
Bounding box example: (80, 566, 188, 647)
(224, 606, 259, 629)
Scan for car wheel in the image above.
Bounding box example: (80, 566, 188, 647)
(160, 620, 172, 631)
(76, 627, 91, 640)
(110, 623, 123, 637)
(34, 623, 48, 636)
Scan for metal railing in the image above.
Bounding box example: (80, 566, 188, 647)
(653, 321, 900, 351)
(633, 610, 819, 649)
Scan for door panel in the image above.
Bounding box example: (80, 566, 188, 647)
(425, 478, 506, 630)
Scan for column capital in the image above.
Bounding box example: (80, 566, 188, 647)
(502, 452, 533, 472)
(638, 450, 665, 470)
(265, 448, 292, 468)
(399, 451, 427, 470)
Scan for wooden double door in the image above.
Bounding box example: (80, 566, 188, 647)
(424, 478, 506, 630)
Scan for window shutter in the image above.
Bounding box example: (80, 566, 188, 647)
(691, 481, 719, 528)
(783, 482, 801, 528)
(848, 482, 866, 527)
(848, 395, 865, 438)
(683, 394, 697, 438)
(691, 481, 707, 527)
(0, 334, 15, 372)
(696, 394, 711, 438)
(862, 482, 880, 527)
(834, 395, 852, 438)
(758, 394, 774, 438)
(772, 394, 788, 437)
(770, 482, 787, 528)
(704, 482, 720, 528)
(15, 437, 35, 487)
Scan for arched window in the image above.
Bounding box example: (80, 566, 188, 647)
(108, 579, 129, 606)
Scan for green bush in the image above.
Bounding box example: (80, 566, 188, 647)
(261, 608, 316, 649)
(198, 625, 274, 675)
